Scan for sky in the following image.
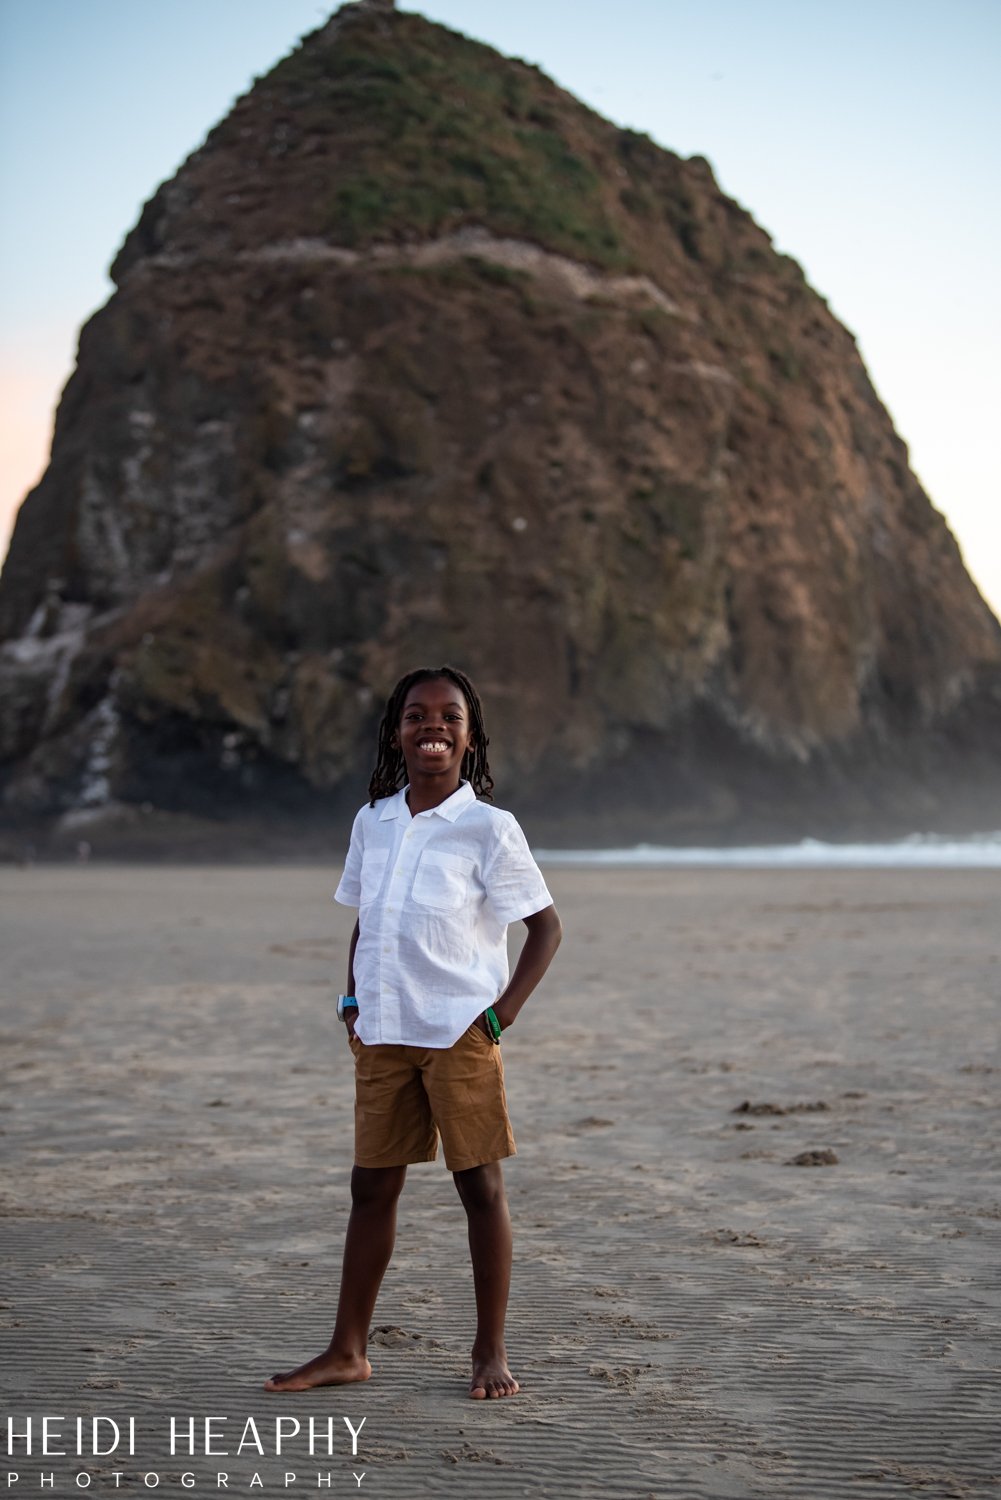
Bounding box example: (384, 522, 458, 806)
(1, 0, 999, 616)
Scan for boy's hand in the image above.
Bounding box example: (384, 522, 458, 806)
(475, 1005, 508, 1038)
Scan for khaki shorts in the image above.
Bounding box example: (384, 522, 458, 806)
(349, 1023, 516, 1173)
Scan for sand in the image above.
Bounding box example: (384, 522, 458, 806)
(2, 863, 999, 1499)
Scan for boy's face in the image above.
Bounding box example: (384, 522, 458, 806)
(394, 677, 474, 785)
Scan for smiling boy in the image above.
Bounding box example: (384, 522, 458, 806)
(265, 667, 562, 1400)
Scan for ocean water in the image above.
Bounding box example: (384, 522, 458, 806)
(534, 832, 1001, 869)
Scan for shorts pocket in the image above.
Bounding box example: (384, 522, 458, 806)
(412, 850, 475, 912)
(465, 1019, 495, 1049)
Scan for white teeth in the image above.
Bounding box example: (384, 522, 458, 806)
(419, 742, 449, 752)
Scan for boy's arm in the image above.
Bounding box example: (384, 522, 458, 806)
(345, 919, 360, 1041)
(487, 904, 562, 1034)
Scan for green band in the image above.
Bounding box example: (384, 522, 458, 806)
(485, 1006, 502, 1043)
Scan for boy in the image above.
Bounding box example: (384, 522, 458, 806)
(265, 666, 562, 1398)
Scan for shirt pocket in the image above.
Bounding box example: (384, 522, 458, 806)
(359, 848, 389, 906)
(411, 850, 475, 912)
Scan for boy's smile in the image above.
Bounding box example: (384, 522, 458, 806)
(395, 677, 474, 799)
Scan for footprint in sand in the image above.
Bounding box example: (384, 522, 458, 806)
(709, 1228, 766, 1247)
(370, 1324, 424, 1347)
(440, 1444, 503, 1465)
(587, 1363, 645, 1392)
(732, 1100, 829, 1116)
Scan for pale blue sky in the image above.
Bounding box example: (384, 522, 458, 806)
(2, 0, 998, 614)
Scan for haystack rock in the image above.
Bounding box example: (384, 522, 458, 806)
(2, 0, 999, 848)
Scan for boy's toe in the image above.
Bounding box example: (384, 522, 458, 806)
(469, 1364, 519, 1398)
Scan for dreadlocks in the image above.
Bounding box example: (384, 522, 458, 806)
(367, 665, 494, 807)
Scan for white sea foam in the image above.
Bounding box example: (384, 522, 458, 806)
(534, 833, 1001, 869)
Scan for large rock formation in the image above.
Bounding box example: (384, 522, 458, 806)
(2, 0, 999, 845)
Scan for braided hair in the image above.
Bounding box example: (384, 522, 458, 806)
(367, 665, 494, 806)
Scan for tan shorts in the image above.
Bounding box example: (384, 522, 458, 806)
(349, 1023, 516, 1173)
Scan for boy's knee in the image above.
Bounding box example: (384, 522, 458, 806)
(453, 1161, 506, 1211)
(350, 1164, 406, 1208)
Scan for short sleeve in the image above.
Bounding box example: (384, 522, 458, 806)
(334, 808, 365, 907)
(482, 817, 553, 926)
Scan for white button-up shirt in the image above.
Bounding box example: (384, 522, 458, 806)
(335, 782, 552, 1048)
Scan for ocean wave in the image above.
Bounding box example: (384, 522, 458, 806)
(534, 833, 1001, 869)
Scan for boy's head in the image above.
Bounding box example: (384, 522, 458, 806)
(368, 666, 494, 806)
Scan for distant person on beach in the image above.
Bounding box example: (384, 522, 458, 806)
(265, 665, 562, 1400)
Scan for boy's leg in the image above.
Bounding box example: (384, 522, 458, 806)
(264, 1164, 406, 1392)
(453, 1161, 519, 1399)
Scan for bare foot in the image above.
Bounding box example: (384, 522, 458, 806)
(469, 1350, 519, 1399)
(264, 1349, 372, 1393)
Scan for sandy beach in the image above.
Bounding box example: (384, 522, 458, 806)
(2, 863, 999, 1498)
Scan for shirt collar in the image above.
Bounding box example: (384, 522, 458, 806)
(431, 781, 476, 821)
(378, 782, 475, 822)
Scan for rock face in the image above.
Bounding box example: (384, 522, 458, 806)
(2, 0, 999, 843)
